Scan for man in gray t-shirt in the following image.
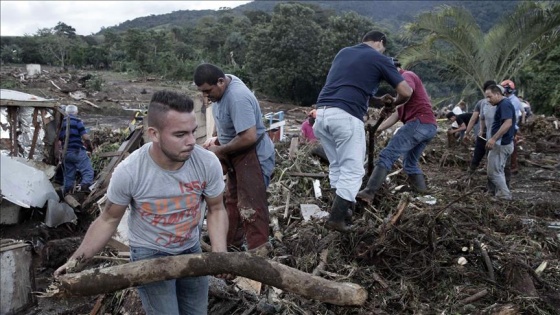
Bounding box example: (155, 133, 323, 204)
(55, 91, 231, 314)
(195, 63, 274, 255)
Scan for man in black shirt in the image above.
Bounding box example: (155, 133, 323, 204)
(446, 112, 473, 146)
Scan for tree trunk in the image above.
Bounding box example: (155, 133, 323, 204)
(49, 252, 368, 306)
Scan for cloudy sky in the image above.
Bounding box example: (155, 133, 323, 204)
(1, 1, 252, 36)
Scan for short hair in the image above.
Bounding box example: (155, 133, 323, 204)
(147, 90, 194, 129)
(482, 80, 496, 91)
(193, 63, 225, 86)
(362, 31, 387, 46)
(485, 85, 504, 95)
(66, 105, 78, 114)
(446, 112, 456, 120)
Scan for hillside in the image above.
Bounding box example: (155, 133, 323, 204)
(103, 0, 522, 34)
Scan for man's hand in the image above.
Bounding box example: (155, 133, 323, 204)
(485, 137, 496, 149)
(203, 137, 218, 149)
(381, 94, 396, 105)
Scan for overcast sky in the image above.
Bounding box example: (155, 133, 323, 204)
(1, 1, 252, 36)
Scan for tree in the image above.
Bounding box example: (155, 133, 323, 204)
(399, 2, 560, 95)
(518, 45, 560, 115)
(36, 26, 76, 68)
(246, 3, 323, 105)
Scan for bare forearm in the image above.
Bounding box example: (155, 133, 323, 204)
(465, 112, 479, 134)
(206, 208, 228, 253)
(70, 215, 121, 260)
(378, 111, 399, 132)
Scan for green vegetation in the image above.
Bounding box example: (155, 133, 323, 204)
(1, 1, 558, 113)
(399, 2, 560, 113)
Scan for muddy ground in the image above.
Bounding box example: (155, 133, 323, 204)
(1, 65, 559, 314)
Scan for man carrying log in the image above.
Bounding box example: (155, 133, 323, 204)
(194, 63, 275, 255)
(357, 58, 437, 204)
(55, 90, 231, 314)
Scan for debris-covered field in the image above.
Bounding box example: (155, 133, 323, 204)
(1, 65, 559, 314)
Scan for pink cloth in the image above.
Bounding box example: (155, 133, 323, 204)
(301, 119, 317, 142)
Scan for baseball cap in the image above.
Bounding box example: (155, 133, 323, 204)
(500, 79, 515, 90)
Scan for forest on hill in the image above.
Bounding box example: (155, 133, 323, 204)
(1, 1, 558, 114)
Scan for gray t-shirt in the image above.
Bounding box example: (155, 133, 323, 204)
(107, 143, 225, 254)
(480, 102, 498, 144)
(213, 75, 275, 176)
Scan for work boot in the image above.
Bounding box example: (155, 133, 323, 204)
(467, 165, 477, 175)
(325, 195, 353, 232)
(356, 166, 389, 204)
(407, 174, 429, 193)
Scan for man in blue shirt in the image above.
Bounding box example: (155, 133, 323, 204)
(58, 105, 94, 194)
(483, 85, 516, 200)
(314, 31, 412, 232)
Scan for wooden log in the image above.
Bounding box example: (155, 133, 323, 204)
(28, 108, 40, 159)
(47, 252, 367, 306)
(82, 100, 100, 109)
(286, 172, 328, 179)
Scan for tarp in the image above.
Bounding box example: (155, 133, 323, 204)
(0, 154, 59, 208)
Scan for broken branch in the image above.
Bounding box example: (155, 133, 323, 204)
(46, 252, 367, 306)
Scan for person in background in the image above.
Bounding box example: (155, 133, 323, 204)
(446, 111, 473, 145)
(482, 85, 516, 200)
(55, 90, 231, 314)
(500, 80, 523, 174)
(194, 63, 274, 255)
(357, 58, 437, 204)
(58, 104, 94, 194)
(301, 109, 317, 143)
(313, 30, 412, 232)
(464, 80, 497, 174)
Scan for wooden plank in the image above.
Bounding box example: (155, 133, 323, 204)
(97, 151, 122, 158)
(28, 108, 40, 159)
(8, 106, 18, 156)
(286, 172, 328, 179)
(0, 99, 57, 108)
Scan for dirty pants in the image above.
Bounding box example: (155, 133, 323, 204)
(225, 148, 269, 250)
(487, 143, 513, 200)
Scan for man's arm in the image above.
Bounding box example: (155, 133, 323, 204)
(465, 112, 480, 134)
(204, 193, 229, 253)
(208, 126, 257, 159)
(486, 119, 512, 149)
(377, 110, 399, 132)
(393, 80, 412, 106)
(54, 202, 127, 276)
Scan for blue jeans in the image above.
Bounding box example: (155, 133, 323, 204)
(130, 243, 208, 315)
(487, 143, 513, 200)
(63, 149, 94, 192)
(313, 107, 366, 202)
(377, 119, 437, 174)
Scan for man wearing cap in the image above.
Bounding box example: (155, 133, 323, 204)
(313, 31, 412, 232)
(500, 79, 524, 174)
(357, 58, 437, 204)
(482, 85, 516, 200)
(58, 104, 95, 194)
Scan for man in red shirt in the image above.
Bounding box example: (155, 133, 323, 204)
(357, 58, 437, 204)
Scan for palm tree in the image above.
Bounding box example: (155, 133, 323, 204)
(399, 1, 560, 94)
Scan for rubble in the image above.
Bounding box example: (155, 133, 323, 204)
(1, 66, 559, 314)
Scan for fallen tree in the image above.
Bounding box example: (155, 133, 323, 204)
(43, 252, 368, 306)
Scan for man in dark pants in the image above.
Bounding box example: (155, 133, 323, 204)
(194, 63, 275, 255)
(464, 80, 497, 174)
(357, 58, 436, 204)
(58, 104, 94, 194)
